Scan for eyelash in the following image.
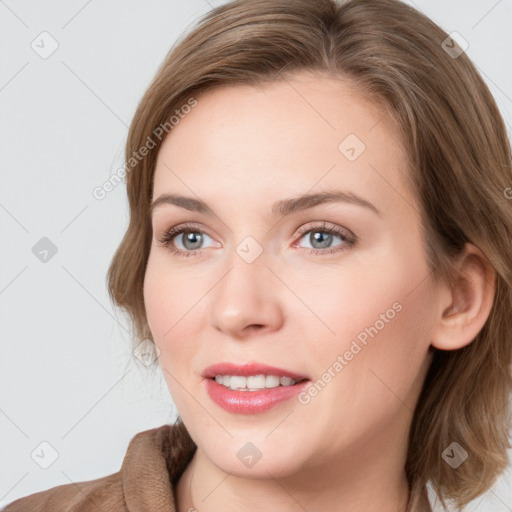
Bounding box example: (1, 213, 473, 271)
(157, 221, 357, 258)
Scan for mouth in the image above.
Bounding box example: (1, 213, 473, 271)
(202, 361, 310, 391)
(208, 374, 309, 391)
(203, 368, 311, 415)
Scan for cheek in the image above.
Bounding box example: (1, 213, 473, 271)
(281, 259, 407, 359)
(143, 254, 168, 340)
(299, 245, 435, 394)
(143, 261, 198, 409)
(143, 253, 207, 365)
(308, 265, 435, 428)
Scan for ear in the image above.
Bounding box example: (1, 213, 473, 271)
(431, 243, 496, 351)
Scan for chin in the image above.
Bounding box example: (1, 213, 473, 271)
(199, 433, 310, 478)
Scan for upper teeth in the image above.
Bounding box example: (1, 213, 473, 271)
(214, 374, 297, 390)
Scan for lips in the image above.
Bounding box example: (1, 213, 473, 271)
(201, 361, 310, 382)
(205, 378, 310, 414)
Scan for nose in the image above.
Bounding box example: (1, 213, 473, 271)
(209, 252, 284, 340)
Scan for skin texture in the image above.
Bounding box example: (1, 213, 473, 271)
(143, 72, 496, 512)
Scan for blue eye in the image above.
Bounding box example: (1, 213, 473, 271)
(294, 222, 356, 255)
(158, 221, 357, 257)
(157, 223, 217, 257)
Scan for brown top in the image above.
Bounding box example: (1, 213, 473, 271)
(2, 422, 432, 511)
(2, 422, 196, 512)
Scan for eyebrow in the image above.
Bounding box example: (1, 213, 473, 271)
(149, 190, 381, 218)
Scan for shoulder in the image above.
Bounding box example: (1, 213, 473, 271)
(1, 471, 124, 512)
(2, 423, 190, 512)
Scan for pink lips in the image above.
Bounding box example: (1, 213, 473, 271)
(202, 361, 311, 415)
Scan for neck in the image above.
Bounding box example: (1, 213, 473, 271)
(175, 424, 424, 512)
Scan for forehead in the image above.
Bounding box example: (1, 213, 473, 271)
(152, 74, 417, 219)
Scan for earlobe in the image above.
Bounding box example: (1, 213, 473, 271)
(431, 243, 496, 351)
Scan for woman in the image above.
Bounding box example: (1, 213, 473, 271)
(4, 0, 511, 510)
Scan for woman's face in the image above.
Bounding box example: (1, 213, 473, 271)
(144, 73, 439, 478)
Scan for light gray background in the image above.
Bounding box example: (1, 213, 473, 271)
(1, 0, 511, 509)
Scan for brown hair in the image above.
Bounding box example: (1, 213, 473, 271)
(106, 0, 512, 509)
